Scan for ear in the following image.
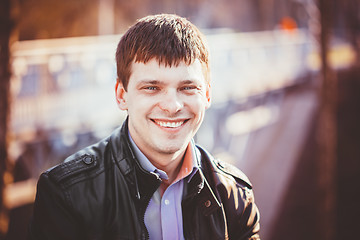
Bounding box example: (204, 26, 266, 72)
(115, 80, 128, 110)
(205, 82, 212, 109)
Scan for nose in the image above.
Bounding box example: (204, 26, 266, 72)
(158, 89, 183, 114)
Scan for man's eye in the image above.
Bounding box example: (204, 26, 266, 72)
(181, 86, 199, 92)
(144, 86, 158, 90)
(182, 86, 196, 90)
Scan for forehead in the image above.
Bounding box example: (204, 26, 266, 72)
(129, 58, 206, 85)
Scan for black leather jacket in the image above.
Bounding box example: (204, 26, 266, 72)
(29, 120, 260, 240)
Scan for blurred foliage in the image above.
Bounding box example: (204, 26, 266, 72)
(17, 0, 99, 40)
(13, 0, 360, 44)
(15, 0, 311, 40)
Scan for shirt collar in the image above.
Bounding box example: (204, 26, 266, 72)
(128, 131, 168, 180)
(128, 131, 199, 182)
(179, 140, 200, 183)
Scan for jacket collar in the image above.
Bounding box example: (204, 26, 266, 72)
(183, 148, 222, 217)
(110, 117, 222, 216)
(109, 118, 156, 199)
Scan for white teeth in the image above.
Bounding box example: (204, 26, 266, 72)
(156, 121, 184, 128)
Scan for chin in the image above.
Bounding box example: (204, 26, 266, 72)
(155, 141, 184, 155)
(156, 146, 181, 155)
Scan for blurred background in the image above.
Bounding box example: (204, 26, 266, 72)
(0, 0, 359, 239)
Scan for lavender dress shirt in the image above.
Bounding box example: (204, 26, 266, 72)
(129, 133, 199, 240)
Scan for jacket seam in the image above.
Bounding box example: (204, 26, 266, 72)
(213, 169, 251, 190)
(58, 166, 107, 189)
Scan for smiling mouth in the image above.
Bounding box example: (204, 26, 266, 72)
(152, 119, 189, 128)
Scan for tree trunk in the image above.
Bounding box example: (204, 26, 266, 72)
(316, 0, 337, 239)
(0, 0, 13, 236)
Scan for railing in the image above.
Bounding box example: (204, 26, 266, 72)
(10, 29, 314, 140)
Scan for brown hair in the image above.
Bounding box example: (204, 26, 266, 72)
(115, 14, 210, 90)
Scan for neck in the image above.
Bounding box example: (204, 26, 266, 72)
(148, 149, 185, 184)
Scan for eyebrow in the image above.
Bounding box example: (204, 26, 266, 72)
(136, 79, 201, 89)
(136, 80, 162, 86)
(180, 80, 197, 85)
(137, 79, 197, 84)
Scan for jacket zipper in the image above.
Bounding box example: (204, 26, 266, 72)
(139, 172, 161, 240)
(140, 194, 152, 240)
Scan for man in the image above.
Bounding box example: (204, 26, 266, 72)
(29, 14, 260, 240)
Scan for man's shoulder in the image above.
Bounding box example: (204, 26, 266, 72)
(45, 153, 101, 186)
(43, 124, 130, 189)
(212, 158, 253, 189)
(196, 145, 253, 189)
(44, 136, 113, 188)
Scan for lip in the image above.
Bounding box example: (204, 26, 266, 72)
(151, 118, 190, 130)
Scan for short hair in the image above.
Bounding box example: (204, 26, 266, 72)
(115, 14, 210, 90)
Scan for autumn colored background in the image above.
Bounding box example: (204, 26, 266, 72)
(1, 0, 359, 239)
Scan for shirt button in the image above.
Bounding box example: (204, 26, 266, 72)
(204, 200, 211, 208)
(164, 199, 170, 205)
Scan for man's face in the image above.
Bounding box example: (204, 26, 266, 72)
(116, 58, 211, 164)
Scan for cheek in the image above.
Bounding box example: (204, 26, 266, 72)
(127, 95, 157, 115)
(187, 97, 207, 116)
